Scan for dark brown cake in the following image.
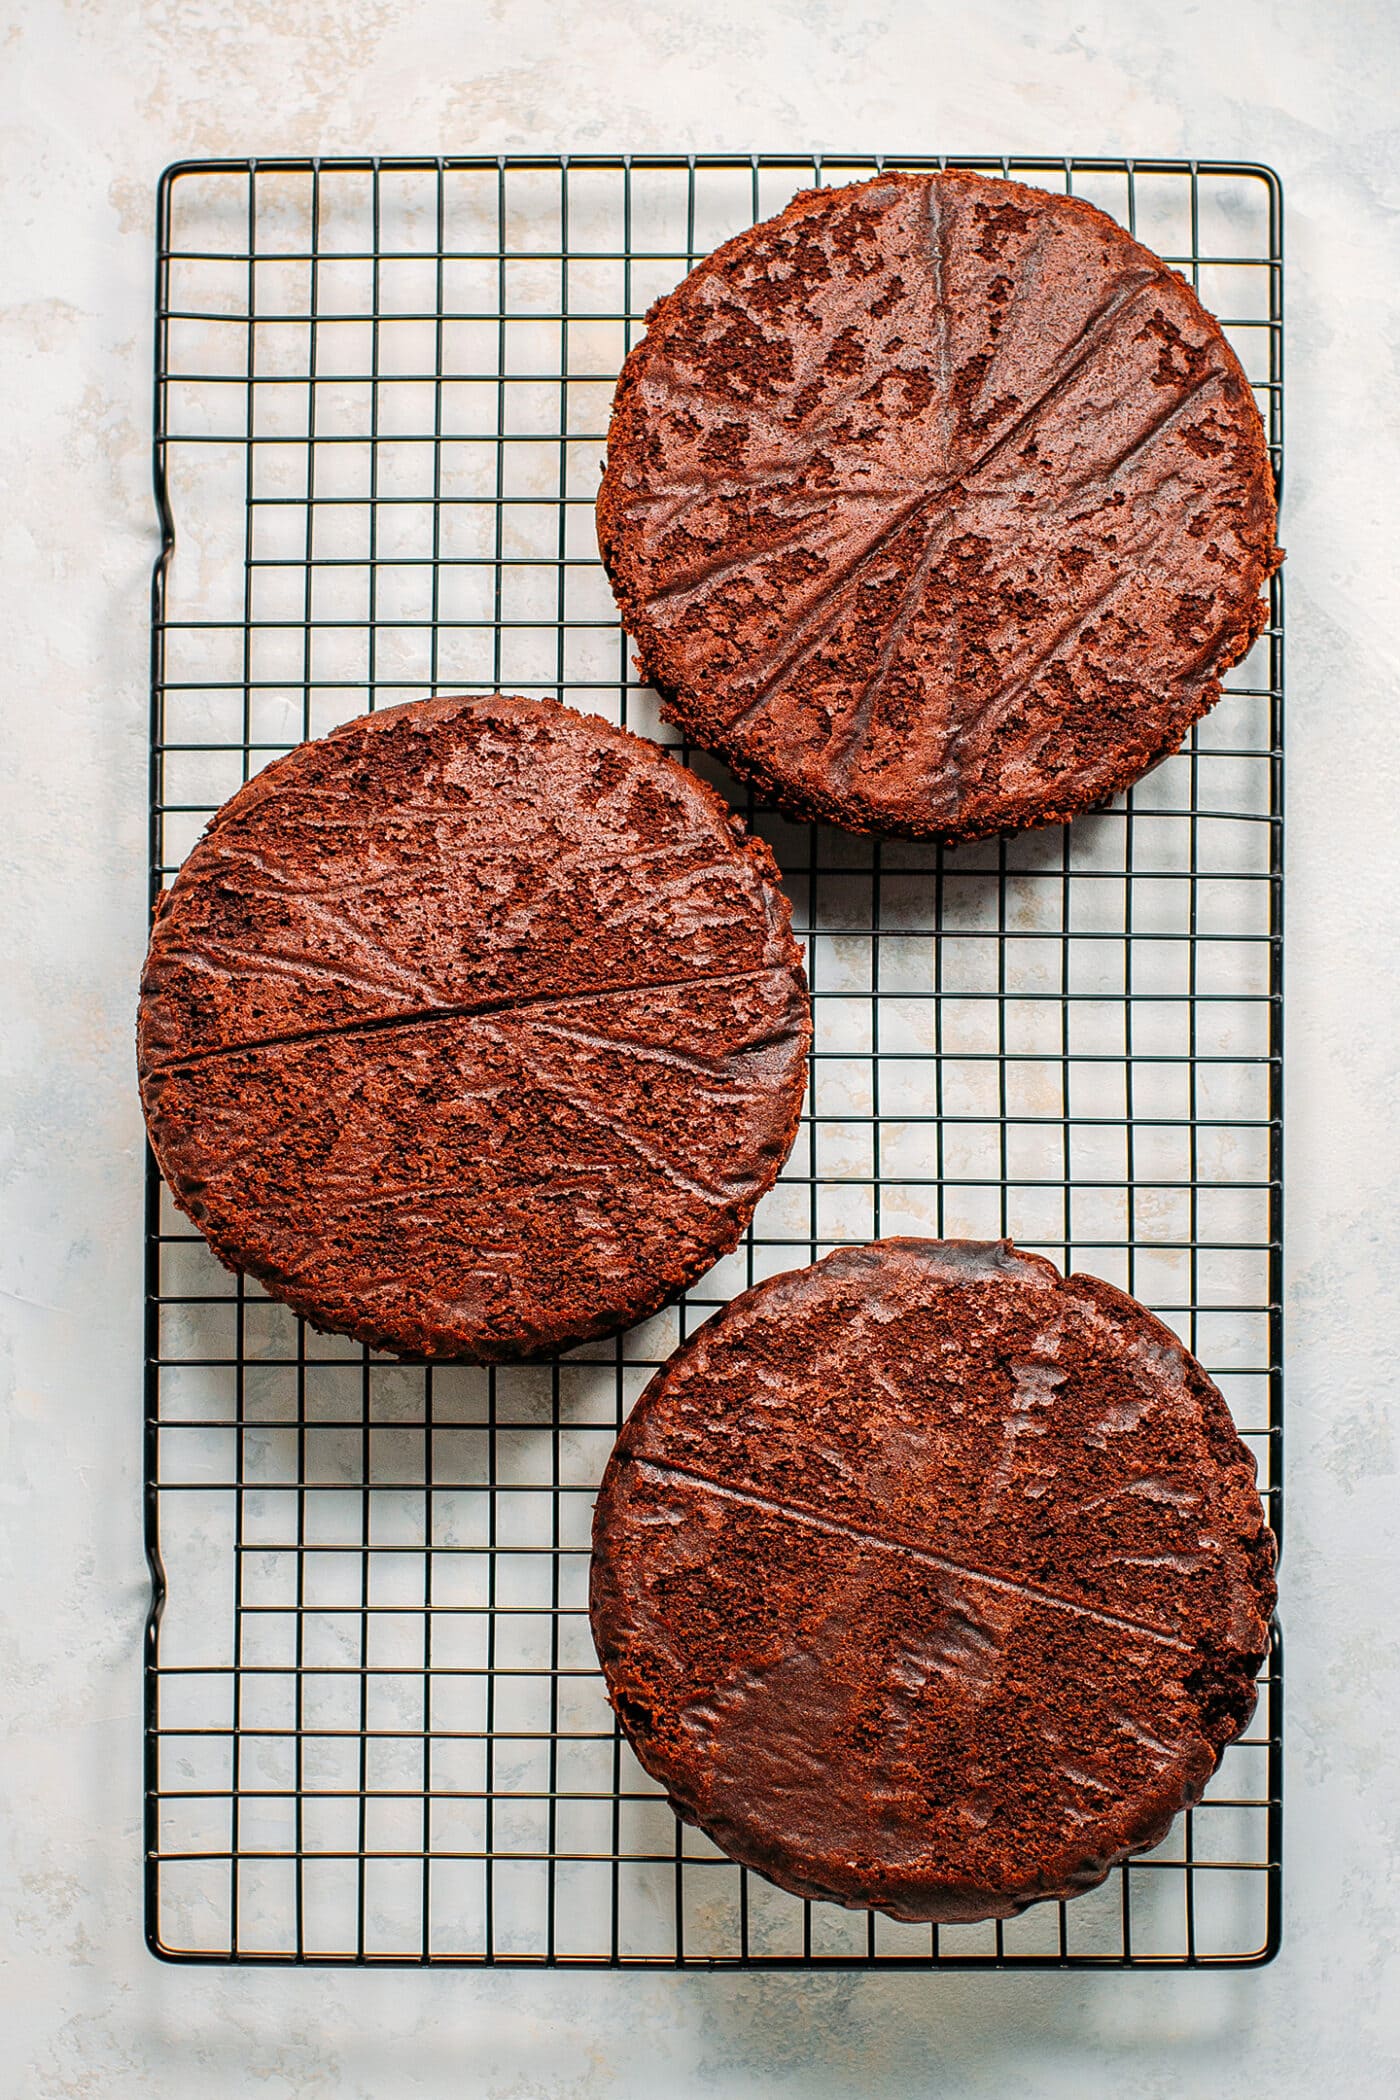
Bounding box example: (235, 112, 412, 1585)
(138, 694, 809, 1360)
(597, 171, 1282, 841)
(590, 1239, 1276, 1923)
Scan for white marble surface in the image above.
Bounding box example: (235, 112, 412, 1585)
(3, 0, 1398, 2092)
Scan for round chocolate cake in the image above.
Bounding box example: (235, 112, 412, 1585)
(598, 171, 1281, 841)
(590, 1239, 1276, 1923)
(138, 694, 809, 1360)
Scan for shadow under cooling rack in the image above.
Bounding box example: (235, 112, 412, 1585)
(146, 152, 1284, 1968)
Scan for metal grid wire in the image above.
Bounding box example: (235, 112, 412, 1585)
(146, 153, 1284, 1968)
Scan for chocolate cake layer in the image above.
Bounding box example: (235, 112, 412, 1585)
(590, 1238, 1276, 1923)
(598, 172, 1281, 841)
(139, 695, 809, 1359)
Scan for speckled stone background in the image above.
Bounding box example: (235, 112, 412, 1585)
(3, 1, 1398, 2093)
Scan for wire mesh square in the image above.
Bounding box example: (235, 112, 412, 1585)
(146, 152, 1284, 1968)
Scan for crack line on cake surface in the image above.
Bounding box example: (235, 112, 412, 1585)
(957, 209, 1057, 436)
(941, 562, 1146, 764)
(641, 357, 897, 451)
(638, 509, 840, 607)
(280, 893, 442, 1003)
(517, 1011, 801, 1083)
(629, 1456, 1191, 1650)
(637, 310, 938, 508)
(934, 463, 1224, 776)
(946, 269, 1161, 489)
(720, 487, 944, 735)
(145, 964, 795, 1073)
(1077, 363, 1226, 492)
(623, 445, 923, 545)
(636, 365, 827, 444)
(925, 179, 954, 466)
(469, 1038, 739, 1208)
(822, 509, 956, 787)
(152, 936, 443, 1010)
(218, 833, 747, 896)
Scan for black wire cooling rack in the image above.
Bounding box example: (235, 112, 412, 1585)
(145, 153, 1284, 1968)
